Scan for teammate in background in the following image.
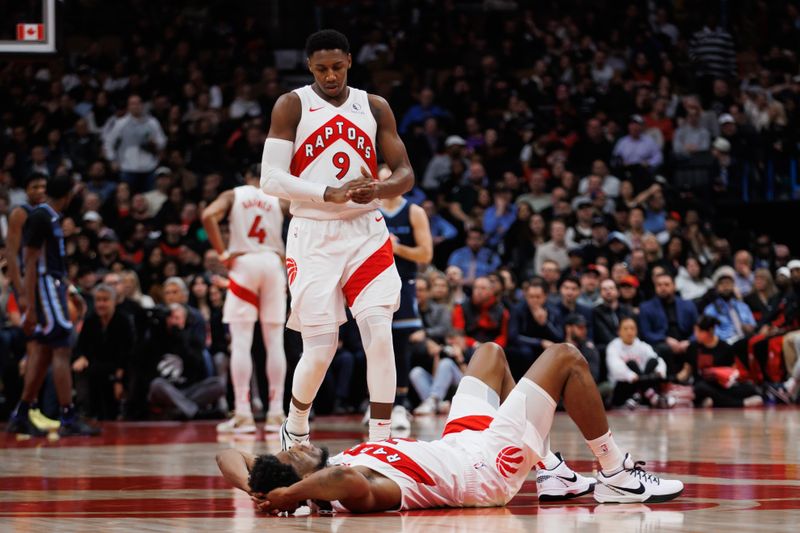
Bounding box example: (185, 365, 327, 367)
(3, 172, 57, 432)
(217, 342, 684, 512)
(202, 164, 289, 433)
(7, 174, 99, 437)
(377, 165, 433, 430)
(260, 29, 413, 447)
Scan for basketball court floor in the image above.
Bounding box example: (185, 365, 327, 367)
(1, 407, 798, 532)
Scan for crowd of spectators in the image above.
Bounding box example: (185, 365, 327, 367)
(2, 1, 800, 422)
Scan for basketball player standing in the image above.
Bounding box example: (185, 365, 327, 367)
(260, 30, 413, 447)
(202, 165, 288, 433)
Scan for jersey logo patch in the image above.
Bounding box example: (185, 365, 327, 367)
(495, 446, 524, 478)
(286, 257, 297, 285)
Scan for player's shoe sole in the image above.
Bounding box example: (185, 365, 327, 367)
(279, 419, 309, 451)
(539, 483, 596, 502)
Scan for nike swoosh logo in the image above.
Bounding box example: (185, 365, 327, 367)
(375, 216, 383, 222)
(557, 473, 578, 482)
(309, 106, 324, 112)
(607, 482, 646, 495)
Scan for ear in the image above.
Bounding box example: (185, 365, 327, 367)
(347, 53, 352, 69)
(306, 58, 311, 72)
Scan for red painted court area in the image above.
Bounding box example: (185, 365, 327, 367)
(1, 409, 799, 531)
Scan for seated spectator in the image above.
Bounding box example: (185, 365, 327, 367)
(672, 103, 711, 159)
(447, 229, 500, 287)
(578, 160, 621, 198)
(569, 119, 613, 176)
(507, 281, 562, 379)
(593, 279, 636, 356)
(534, 218, 570, 274)
(410, 345, 465, 416)
(577, 265, 602, 308)
(639, 272, 698, 375)
(444, 265, 467, 306)
(73, 284, 135, 420)
(702, 266, 756, 345)
(606, 318, 673, 409)
(744, 268, 778, 322)
(147, 303, 225, 419)
(482, 185, 516, 250)
(682, 315, 763, 408)
(564, 313, 601, 383)
(451, 276, 510, 352)
(676, 256, 713, 301)
(733, 250, 754, 297)
(612, 115, 663, 170)
(421, 135, 468, 193)
(547, 275, 594, 340)
(515, 169, 552, 214)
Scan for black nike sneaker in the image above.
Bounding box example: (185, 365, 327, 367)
(536, 452, 596, 501)
(594, 453, 684, 503)
(6, 414, 46, 437)
(58, 418, 101, 437)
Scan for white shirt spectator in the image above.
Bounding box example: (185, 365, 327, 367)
(606, 337, 666, 385)
(103, 113, 166, 173)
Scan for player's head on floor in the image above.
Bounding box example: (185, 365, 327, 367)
(305, 29, 351, 98)
(248, 443, 330, 494)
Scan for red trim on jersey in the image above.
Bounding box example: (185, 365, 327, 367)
(344, 443, 435, 486)
(228, 277, 259, 309)
(290, 115, 378, 178)
(441, 415, 494, 437)
(342, 238, 394, 307)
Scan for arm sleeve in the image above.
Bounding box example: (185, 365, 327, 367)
(23, 209, 50, 249)
(260, 138, 327, 202)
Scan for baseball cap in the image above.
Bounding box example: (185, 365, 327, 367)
(98, 228, 118, 242)
(619, 275, 640, 288)
(591, 216, 606, 227)
(565, 313, 587, 327)
(576, 199, 593, 210)
(583, 264, 601, 276)
(83, 210, 101, 223)
(718, 113, 735, 125)
(155, 166, 172, 177)
(777, 266, 791, 278)
(445, 135, 466, 147)
(712, 266, 736, 284)
(712, 137, 731, 152)
(629, 114, 645, 125)
(788, 260, 800, 271)
(608, 231, 631, 248)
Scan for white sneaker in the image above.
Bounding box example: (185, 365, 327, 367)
(216, 413, 256, 434)
(264, 412, 286, 432)
(413, 397, 438, 416)
(279, 419, 309, 451)
(536, 452, 596, 501)
(594, 453, 684, 503)
(391, 405, 411, 430)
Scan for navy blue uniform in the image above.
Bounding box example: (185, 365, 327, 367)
(380, 199, 422, 330)
(23, 204, 73, 346)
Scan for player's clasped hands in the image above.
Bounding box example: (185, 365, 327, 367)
(251, 488, 299, 515)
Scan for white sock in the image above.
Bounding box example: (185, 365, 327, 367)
(540, 450, 561, 470)
(586, 430, 625, 473)
(287, 402, 311, 435)
(369, 418, 391, 441)
(228, 322, 255, 417)
(262, 322, 287, 415)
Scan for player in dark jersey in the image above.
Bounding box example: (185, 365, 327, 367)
(7, 173, 99, 437)
(377, 166, 432, 429)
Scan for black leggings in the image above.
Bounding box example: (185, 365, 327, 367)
(612, 359, 662, 406)
(693, 380, 759, 408)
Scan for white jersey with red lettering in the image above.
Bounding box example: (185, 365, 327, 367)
(290, 85, 380, 220)
(227, 185, 284, 255)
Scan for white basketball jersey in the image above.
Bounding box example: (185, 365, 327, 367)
(227, 185, 284, 255)
(290, 85, 380, 220)
(328, 436, 507, 511)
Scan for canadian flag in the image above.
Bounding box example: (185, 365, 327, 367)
(16, 24, 44, 42)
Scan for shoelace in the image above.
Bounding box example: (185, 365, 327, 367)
(629, 461, 661, 485)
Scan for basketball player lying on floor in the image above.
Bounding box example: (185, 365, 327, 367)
(216, 343, 683, 513)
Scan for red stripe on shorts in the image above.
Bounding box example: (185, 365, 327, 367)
(442, 415, 494, 437)
(342, 238, 394, 307)
(228, 277, 259, 309)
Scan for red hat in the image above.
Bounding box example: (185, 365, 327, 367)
(619, 275, 640, 288)
(668, 211, 682, 223)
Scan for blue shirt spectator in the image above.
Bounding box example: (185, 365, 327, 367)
(612, 116, 663, 168)
(703, 268, 757, 343)
(399, 88, 450, 135)
(448, 229, 501, 286)
(483, 190, 517, 249)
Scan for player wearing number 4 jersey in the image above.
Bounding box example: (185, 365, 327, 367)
(260, 30, 413, 445)
(202, 165, 289, 433)
(217, 343, 684, 513)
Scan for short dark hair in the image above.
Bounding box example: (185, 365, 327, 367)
(248, 449, 330, 494)
(24, 172, 47, 188)
(46, 173, 74, 200)
(696, 314, 720, 331)
(560, 275, 580, 289)
(306, 29, 350, 57)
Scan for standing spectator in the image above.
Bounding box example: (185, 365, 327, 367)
(702, 267, 756, 345)
(447, 229, 501, 287)
(451, 276, 510, 351)
(564, 313, 601, 383)
(593, 279, 636, 356)
(606, 318, 673, 409)
(733, 250, 755, 297)
(102, 94, 166, 193)
(639, 273, 698, 374)
(547, 276, 594, 340)
(534, 218, 570, 274)
(688, 16, 736, 88)
(147, 303, 225, 419)
(73, 284, 135, 420)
